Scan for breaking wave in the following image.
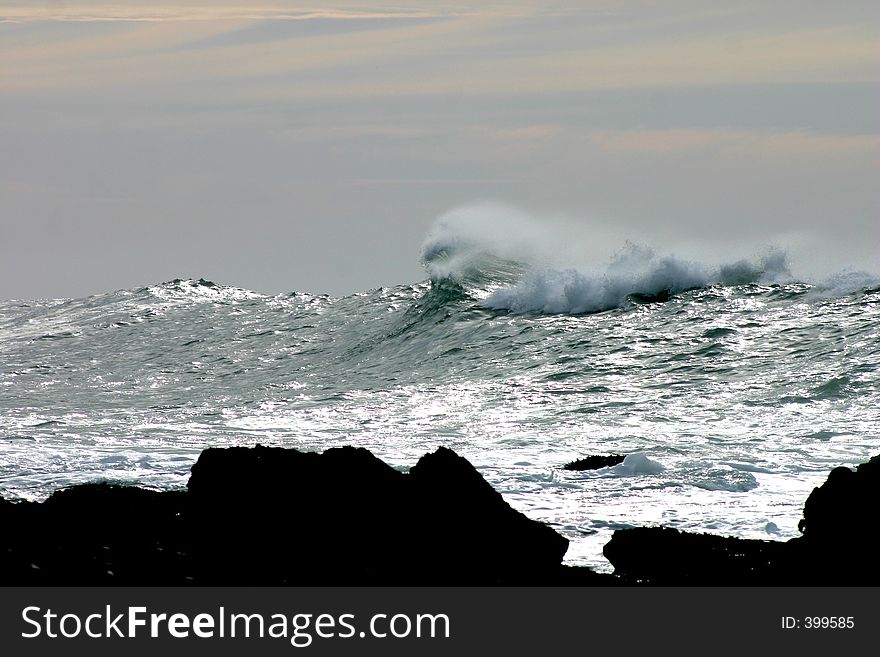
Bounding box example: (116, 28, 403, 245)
(483, 245, 791, 314)
(420, 204, 794, 314)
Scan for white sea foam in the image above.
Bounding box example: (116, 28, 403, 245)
(612, 452, 665, 476)
(421, 203, 795, 314)
(485, 244, 729, 314)
(688, 468, 759, 492)
(807, 270, 880, 299)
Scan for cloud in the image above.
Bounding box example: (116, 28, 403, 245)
(589, 129, 880, 156)
(0, 10, 496, 93)
(0, 5, 457, 23)
(590, 129, 746, 153)
(281, 124, 431, 143)
(3, 2, 877, 98)
(491, 125, 562, 141)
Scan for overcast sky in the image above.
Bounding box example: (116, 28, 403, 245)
(1, 1, 878, 298)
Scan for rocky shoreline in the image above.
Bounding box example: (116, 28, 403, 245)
(1, 446, 877, 585)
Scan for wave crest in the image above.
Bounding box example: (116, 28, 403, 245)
(485, 244, 791, 314)
(420, 203, 880, 315)
(142, 278, 264, 303)
(420, 203, 538, 291)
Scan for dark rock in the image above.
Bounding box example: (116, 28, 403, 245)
(7, 446, 876, 585)
(799, 455, 880, 540)
(604, 454, 880, 585)
(186, 445, 410, 584)
(407, 447, 569, 578)
(563, 454, 626, 471)
(0, 446, 599, 585)
(628, 289, 672, 304)
(186, 444, 571, 584)
(792, 454, 880, 582)
(603, 527, 793, 585)
(0, 484, 190, 585)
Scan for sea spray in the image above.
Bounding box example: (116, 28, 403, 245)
(1, 209, 879, 574)
(421, 204, 797, 314)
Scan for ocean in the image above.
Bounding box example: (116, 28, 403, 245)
(1, 220, 878, 572)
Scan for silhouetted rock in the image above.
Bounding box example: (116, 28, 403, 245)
(186, 445, 572, 584)
(628, 290, 672, 304)
(793, 454, 880, 583)
(5, 447, 876, 585)
(0, 445, 601, 585)
(563, 455, 626, 471)
(799, 455, 880, 540)
(604, 527, 792, 585)
(605, 454, 880, 585)
(0, 484, 190, 585)
(186, 445, 407, 583)
(408, 446, 570, 577)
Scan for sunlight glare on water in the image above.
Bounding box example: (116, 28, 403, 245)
(1, 269, 879, 571)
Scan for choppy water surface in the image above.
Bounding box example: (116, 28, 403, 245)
(2, 241, 879, 570)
